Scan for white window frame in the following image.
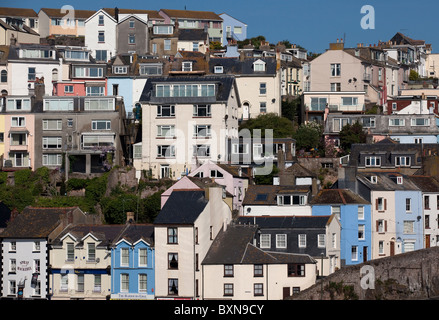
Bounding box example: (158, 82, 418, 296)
(411, 118, 430, 126)
(351, 246, 358, 261)
(43, 154, 62, 166)
(42, 137, 62, 149)
(389, 118, 405, 126)
(194, 125, 211, 138)
(317, 234, 326, 248)
(260, 234, 271, 248)
(121, 247, 129, 266)
(298, 234, 306, 248)
(139, 274, 147, 292)
(157, 145, 176, 158)
(92, 120, 111, 130)
(11, 116, 25, 127)
(139, 248, 147, 267)
(157, 105, 175, 117)
(365, 156, 381, 167)
(330, 63, 341, 76)
(276, 234, 287, 248)
(121, 274, 129, 292)
(358, 225, 365, 240)
(157, 125, 175, 137)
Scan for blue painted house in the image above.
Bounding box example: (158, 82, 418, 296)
(311, 189, 372, 266)
(390, 174, 423, 254)
(110, 223, 155, 300)
(219, 13, 247, 45)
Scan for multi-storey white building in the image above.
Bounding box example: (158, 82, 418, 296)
(138, 75, 240, 180)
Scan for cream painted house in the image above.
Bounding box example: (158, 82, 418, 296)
(306, 41, 403, 121)
(208, 57, 281, 120)
(426, 53, 439, 78)
(49, 225, 124, 300)
(357, 174, 397, 260)
(202, 224, 317, 300)
(138, 75, 240, 180)
(153, 187, 232, 299)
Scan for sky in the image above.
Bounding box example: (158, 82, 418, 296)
(2, 0, 439, 54)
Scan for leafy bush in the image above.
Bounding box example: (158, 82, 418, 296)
(66, 178, 88, 191)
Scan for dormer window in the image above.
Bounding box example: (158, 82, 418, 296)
(182, 61, 193, 72)
(365, 156, 381, 167)
(369, 176, 377, 184)
(277, 195, 305, 206)
(395, 156, 410, 167)
(397, 176, 403, 184)
(253, 59, 266, 72)
(113, 66, 128, 74)
(214, 66, 224, 74)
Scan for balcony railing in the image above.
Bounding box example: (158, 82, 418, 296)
(363, 73, 371, 81)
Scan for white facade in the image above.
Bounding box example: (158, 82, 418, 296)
(85, 10, 117, 62)
(154, 187, 232, 299)
(1, 239, 49, 299)
(423, 192, 439, 248)
(202, 261, 317, 300)
(140, 80, 240, 180)
(235, 69, 281, 120)
(8, 59, 62, 96)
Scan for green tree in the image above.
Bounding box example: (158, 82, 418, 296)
(409, 69, 420, 81)
(101, 193, 139, 224)
(281, 97, 301, 123)
(139, 191, 163, 223)
(338, 122, 367, 155)
(239, 113, 293, 138)
(293, 122, 323, 151)
(237, 35, 267, 49)
(254, 165, 279, 185)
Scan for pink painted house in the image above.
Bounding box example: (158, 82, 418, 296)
(188, 161, 249, 214)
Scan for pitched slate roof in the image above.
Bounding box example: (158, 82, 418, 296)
(52, 224, 126, 248)
(390, 32, 425, 46)
(409, 176, 439, 193)
(178, 29, 208, 41)
(0, 7, 38, 17)
(138, 75, 236, 103)
(242, 185, 310, 206)
(40, 8, 95, 19)
(116, 223, 155, 246)
(215, 163, 249, 178)
(160, 9, 222, 21)
(103, 8, 163, 20)
(154, 190, 208, 225)
(202, 224, 315, 265)
(208, 57, 277, 76)
(237, 216, 332, 229)
(0, 207, 75, 238)
(310, 189, 370, 205)
(284, 162, 316, 178)
(357, 172, 421, 191)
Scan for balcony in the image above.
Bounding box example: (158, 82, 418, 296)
(328, 104, 365, 113)
(363, 73, 371, 81)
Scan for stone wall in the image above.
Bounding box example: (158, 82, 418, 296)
(290, 246, 439, 300)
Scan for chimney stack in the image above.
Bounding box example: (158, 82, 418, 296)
(126, 212, 135, 223)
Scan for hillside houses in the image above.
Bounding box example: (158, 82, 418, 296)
(0, 4, 439, 302)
